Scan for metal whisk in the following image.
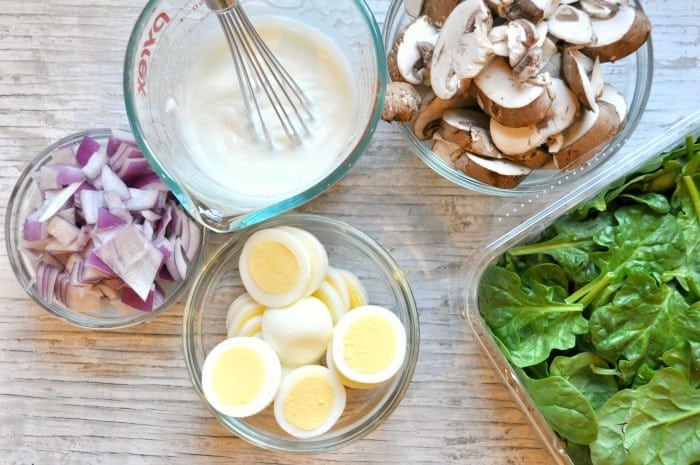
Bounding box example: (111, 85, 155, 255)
(205, 0, 313, 147)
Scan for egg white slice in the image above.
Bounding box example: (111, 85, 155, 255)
(201, 337, 282, 418)
(335, 268, 369, 309)
(239, 227, 312, 308)
(226, 293, 265, 336)
(312, 280, 346, 325)
(331, 305, 407, 386)
(324, 267, 351, 312)
(273, 365, 346, 439)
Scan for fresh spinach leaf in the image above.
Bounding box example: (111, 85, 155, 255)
(521, 370, 599, 445)
(589, 270, 700, 382)
(591, 368, 700, 465)
(478, 265, 587, 367)
(550, 353, 618, 411)
(661, 341, 700, 388)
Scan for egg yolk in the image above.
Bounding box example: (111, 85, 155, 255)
(343, 315, 397, 374)
(282, 374, 335, 431)
(211, 346, 266, 407)
(247, 240, 300, 295)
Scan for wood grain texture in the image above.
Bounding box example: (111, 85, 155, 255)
(0, 1, 698, 464)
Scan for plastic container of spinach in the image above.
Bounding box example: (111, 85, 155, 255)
(464, 111, 700, 465)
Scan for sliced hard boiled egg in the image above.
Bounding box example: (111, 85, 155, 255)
(325, 342, 377, 390)
(335, 268, 369, 309)
(273, 365, 346, 439)
(236, 313, 263, 338)
(331, 305, 407, 387)
(279, 226, 329, 295)
(239, 227, 312, 308)
(312, 280, 346, 325)
(226, 293, 265, 337)
(324, 267, 351, 312)
(262, 296, 333, 367)
(201, 337, 282, 418)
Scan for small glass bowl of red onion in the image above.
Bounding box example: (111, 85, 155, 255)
(5, 128, 206, 329)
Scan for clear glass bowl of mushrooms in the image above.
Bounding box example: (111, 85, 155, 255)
(381, 0, 653, 195)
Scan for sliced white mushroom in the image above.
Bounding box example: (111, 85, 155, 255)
(488, 24, 510, 57)
(489, 77, 578, 155)
(413, 85, 475, 139)
(589, 56, 605, 98)
(509, 147, 552, 168)
(547, 4, 595, 45)
(554, 100, 621, 170)
(474, 56, 553, 127)
(422, 0, 460, 26)
(503, 0, 561, 23)
(430, 0, 495, 99)
(562, 48, 598, 112)
(582, 4, 651, 62)
(599, 83, 627, 122)
(485, 0, 514, 18)
(453, 152, 532, 188)
(431, 133, 463, 164)
(387, 16, 439, 85)
(579, 0, 621, 19)
(506, 19, 539, 67)
(405, 0, 425, 18)
(438, 108, 503, 158)
(538, 39, 561, 76)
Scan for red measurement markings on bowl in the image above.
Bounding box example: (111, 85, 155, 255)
(137, 11, 170, 96)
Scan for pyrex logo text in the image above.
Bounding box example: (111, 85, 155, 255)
(137, 12, 170, 96)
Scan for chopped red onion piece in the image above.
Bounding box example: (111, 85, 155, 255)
(76, 136, 101, 167)
(123, 188, 159, 211)
(37, 166, 61, 191)
(96, 208, 127, 230)
(23, 218, 46, 242)
(120, 283, 162, 312)
(38, 181, 82, 222)
(100, 164, 131, 200)
(46, 215, 80, 246)
(64, 284, 102, 312)
(131, 172, 167, 190)
(103, 190, 125, 210)
(56, 165, 86, 185)
(81, 148, 108, 181)
(79, 189, 105, 225)
(94, 223, 163, 300)
(85, 250, 114, 275)
(36, 260, 60, 303)
(117, 157, 152, 182)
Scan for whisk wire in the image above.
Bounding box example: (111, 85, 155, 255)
(207, 0, 313, 148)
(217, 13, 271, 145)
(228, 6, 303, 145)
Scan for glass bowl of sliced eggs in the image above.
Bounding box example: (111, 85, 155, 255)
(182, 213, 419, 452)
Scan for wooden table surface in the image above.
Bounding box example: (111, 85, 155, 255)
(1, 1, 698, 464)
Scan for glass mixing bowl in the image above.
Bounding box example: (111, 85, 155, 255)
(182, 213, 419, 452)
(382, 0, 653, 196)
(5, 129, 206, 330)
(124, 0, 387, 233)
